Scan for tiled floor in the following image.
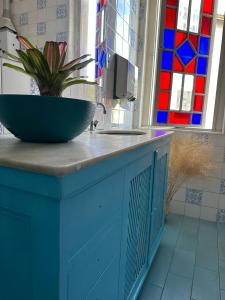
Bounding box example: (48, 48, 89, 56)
(138, 214, 225, 300)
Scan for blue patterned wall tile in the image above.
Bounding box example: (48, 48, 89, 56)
(30, 79, 40, 95)
(130, 0, 137, 14)
(37, 0, 46, 9)
(19, 13, 28, 25)
(139, 0, 146, 19)
(217, 209, 225, 223)
(56, 32, 68, 42)
(56, 4, 67, 19)
(185, 188, 203, 205)
(129, 28, 136, 49)
(192, 133, 209, 144)
(0, 124, 4, 135)
(220, 179, 225, 194)
(37, 22, 46, 35)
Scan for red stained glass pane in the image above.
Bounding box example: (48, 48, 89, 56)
(201, 16, 212, 36)
(185, 58, 196, 73)
(175, 32, 187, 47)
(193, 95, 204, 112)
(166, 0, 178, 6)
(202, 0, 213, 14)
(165, 7, 177, 28)
(169, 112, 191, 124)
(158, 92, 170, 110)
(174, 55, 184, 72)
(101, 0, 107, 6)
(189, 34, 198, 51)
(160, 72, 171, 90)
(195, 76, 206, 93)
(99, 67, 103, 77)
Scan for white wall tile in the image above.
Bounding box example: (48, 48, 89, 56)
(171, 201, 185, 215)
(202, 192, 219, 208)
(202, 177, 221, 193)
(173, 188, 186, 202)
(218, 195, 225, 210)
(185, 203, 201, 218)
(200, 206, 217, 222)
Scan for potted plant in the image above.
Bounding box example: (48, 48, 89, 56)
(0, 36, 97, 143)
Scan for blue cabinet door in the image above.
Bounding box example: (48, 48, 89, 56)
(119, 153, 154, 300)
(149, 145, 169, 255)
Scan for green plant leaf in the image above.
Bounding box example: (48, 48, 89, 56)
(62, 79, 96, 90)
(60, 58, 95, 78)
(3, 63, 28, 75)
(16, 50, 36, 74)
(60, 54, 91, 71)
(27, 49, 51, 79)
(17, 36, 35, 49)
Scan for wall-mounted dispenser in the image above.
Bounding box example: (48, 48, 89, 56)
(106, 54, 138, 101)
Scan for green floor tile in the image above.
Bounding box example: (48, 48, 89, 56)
(192, 267, 220, 300)
(147, 244, 173, 288)
(221, 290, 225, 300)
(220, 260, 225, 290)
(138, 283, 162, 300)
(170, 248, 195, 279)
(161, 273, 192, 300)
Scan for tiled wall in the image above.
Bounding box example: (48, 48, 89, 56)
(95, 0, 146, 129)
(11, 0, 69, 47)
(171, 132, 225, 224)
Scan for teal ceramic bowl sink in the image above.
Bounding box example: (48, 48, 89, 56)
(0, 95, 96, 143)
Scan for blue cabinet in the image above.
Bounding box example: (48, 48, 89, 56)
(0, 137, 171, 300)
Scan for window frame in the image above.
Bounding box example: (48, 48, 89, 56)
(153, 0, 215, 128)
(139, 0, 225, 132)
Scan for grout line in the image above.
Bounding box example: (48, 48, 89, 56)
(159, 214, 185, 300)
(190, 215, 200, 299)
(217, 222, 222, 300)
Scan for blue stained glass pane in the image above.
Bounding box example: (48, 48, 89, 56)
(100, 50, 106, 67)
(199, 37, 210, 55)
(192, 114, 202, 125)
(163, 29, 175, 49)
(96, 48, 99, 62)
(95, 64, 99, 79)
(176, 40, 196, 65)
(197, 57, 207, 75)
(157, 111, 168, 123)
(161, 51, 173, 70)
(97, 2, 101, 13)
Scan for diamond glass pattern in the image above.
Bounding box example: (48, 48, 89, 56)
(155, 0, 214, 126)
(176, 40, 196, 65)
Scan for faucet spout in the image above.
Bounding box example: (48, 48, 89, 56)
(97, 102, 107, 114)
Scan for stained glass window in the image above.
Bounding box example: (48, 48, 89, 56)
(95, 1, 107, 86)
(155, 0, 214, 126)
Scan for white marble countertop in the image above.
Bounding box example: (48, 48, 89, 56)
(0, 130, 173, 176)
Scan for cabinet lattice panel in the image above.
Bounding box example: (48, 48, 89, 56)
(124, 167, 152, 299)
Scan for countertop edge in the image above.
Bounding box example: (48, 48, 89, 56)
(0, 131, 173, 176)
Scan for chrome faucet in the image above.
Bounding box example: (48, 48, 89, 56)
(90, 102, 107, 131)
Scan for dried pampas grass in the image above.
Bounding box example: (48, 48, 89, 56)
(167, 134, 214, 214)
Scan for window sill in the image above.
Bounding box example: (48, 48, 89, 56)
(142, 126, 225, 135)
